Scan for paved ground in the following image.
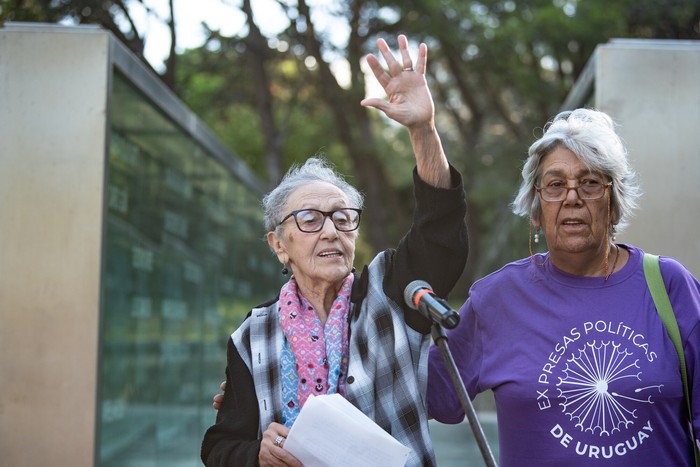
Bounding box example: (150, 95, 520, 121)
(431, 412, 500, 466)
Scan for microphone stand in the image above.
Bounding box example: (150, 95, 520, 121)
(431, 323, 498, 467)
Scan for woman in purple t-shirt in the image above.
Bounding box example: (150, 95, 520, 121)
(428, 108, 700, 466)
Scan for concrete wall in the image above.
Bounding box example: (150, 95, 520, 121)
(594, 40, 700, 276)
(0, 25, 109, 466)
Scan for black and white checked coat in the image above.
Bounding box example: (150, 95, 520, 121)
(202, 167, 468, 467)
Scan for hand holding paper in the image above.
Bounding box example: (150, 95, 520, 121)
(283, 394, 411, 467)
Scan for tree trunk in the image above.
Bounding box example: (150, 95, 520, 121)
(242, 0, 284, 187)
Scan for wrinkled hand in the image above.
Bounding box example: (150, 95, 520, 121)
(259, 422, 303, 467)
(361, 34, 434, 130)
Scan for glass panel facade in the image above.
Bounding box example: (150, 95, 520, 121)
(98, 72, 280, 465)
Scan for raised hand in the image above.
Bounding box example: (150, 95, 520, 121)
(362, 34, 450, 188)
(361, 34, 434, 130)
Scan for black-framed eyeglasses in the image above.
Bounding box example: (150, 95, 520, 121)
(277, 208, 362, 233)
(535, 180, 612, 202)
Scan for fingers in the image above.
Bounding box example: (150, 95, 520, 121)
(365, 34, 427, 78)
(212, 393, 224, 410)
(259, 424, 300, 467)
(263, 423, 291, 445)
(376, 37, 400, 76)
(415, 42, 428, 75)
(397, 34, 413, 71)
(364, 53, 391, 89)
(363, 34, 425, 87)
(271, 434, 285, 450)
(212, 380, 226, 410)
(359, 96, 389, 112)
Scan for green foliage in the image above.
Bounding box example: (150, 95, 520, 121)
(5, 0, 699, 284)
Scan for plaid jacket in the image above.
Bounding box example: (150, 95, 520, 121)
(235, 251, 435, 466)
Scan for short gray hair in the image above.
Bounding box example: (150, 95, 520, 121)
(262, 157, 364, 233)
(511, 108, 641, 234)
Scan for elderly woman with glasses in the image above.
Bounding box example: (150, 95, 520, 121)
(427, 108, 700, 466)
(201, 35, 468, 467)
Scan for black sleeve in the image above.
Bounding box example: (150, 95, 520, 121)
(383, 165, 469, 334)
(201, 337, 261, 467)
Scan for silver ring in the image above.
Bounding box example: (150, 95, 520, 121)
(273, 435, 284, 447)
(403, 67, 413, 71)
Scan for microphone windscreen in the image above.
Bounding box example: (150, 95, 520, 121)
(403, 279, 432, 310)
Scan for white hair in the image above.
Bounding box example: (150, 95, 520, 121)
(511, 108, 641, 234)
(262, 157, 364, 233)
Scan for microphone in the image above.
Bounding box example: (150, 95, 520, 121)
(403, 280, 460, 329)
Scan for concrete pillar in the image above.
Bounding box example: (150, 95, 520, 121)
(0, 24, 109, 466)
(595, 40, 700, 276)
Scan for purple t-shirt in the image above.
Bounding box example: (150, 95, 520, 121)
(428, 245, 700, 466)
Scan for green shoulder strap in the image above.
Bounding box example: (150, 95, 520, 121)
(643, 253, 700, 466)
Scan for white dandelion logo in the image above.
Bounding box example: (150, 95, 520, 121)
(556, 340, 658, 436)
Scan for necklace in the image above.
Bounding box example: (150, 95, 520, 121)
(604, 244, 620, 281)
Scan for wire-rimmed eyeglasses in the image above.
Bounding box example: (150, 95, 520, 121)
(535, 180, 612, 202)
(277, 208, 362, 233)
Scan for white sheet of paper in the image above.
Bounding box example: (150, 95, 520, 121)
(283, 393, 411, 467)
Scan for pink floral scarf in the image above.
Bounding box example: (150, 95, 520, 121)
(278, 274, 353, 426)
